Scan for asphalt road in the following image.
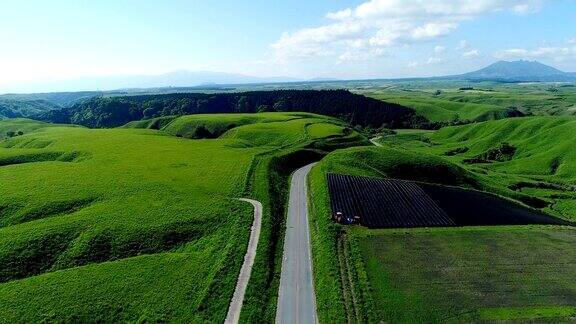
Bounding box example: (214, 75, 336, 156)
(276, 163, 318, 324)
(225, 198, 263, 324)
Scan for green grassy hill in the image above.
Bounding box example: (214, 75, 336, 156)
(431, 117, 576, 179)
(37, 90, 427, 129)
(308, 116, 576, 323)
(360, 82, 576, 124)
(0, 113, 367, 322)
(365, 92, 505, 122)
(0, 118, 75, 140)
(123, 112, 321, 139)
(373, 117, 576, 218)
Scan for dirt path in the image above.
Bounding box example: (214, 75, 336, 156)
(224, 198, 263, 324)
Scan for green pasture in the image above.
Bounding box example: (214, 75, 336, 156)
(0, 113, 363, 322)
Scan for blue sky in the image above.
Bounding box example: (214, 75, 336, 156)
(0, 0, 575, 90)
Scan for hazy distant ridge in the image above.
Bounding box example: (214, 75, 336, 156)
(455, 60, 576, 82)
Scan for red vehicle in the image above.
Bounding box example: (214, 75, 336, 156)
(333, 212, 360, 225)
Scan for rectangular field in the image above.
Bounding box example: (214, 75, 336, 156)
(356, 227, 576, 322)
(327, 174, 454, 227)
(327, 174, 570, 228)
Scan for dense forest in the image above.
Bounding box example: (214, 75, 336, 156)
(0, 99, 60, 119)
(35, 90, 430, 129)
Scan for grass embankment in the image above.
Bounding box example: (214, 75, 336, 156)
(309, 116, 576, 322)
(0, 113, 368, 322)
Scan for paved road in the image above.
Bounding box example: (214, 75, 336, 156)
(276, 163, 318, 324)
(370, 136, 382, 147)
(225, 198, 263, 324)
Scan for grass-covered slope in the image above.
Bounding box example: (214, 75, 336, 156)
(0, 113, 367, 322)
(308, 116, 576, 323)
(123, 112, 315, 139)
(0, 124, 256, 322)
(431, 117, 576, 179)
(319, 146, 480, 187)
(360, 81, 576, 123)
(366, 92, 506, 123)
(36, 90, 428, 129)
(0, 118, 71, 140)
(374, 117, 576, 219)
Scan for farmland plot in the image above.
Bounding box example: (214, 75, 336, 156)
(419, 183, 572, 226)
(327, 173, 570, 228)
(328, 174, 453, 227)
(357, 227, 576, 322)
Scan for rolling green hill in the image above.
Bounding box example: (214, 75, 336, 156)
(374, 116, 576, 220)
(0, 118, 76, 140)
(365, 92, 507, 123)
(308, 116, 576, 323)
(431, 117, 576, 178)
(35, 90, 429, 129)
(359, 81, 576, 124)
(0, 113, 368, 322)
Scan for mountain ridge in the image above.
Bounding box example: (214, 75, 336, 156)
(454, 60, 576, 82)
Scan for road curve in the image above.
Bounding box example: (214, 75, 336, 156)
(370, 136, 382, 147)
(225, 198, 263, 324)
(276, 163, 318, 324)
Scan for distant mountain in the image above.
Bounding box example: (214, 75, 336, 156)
(456, 60, 576, 82)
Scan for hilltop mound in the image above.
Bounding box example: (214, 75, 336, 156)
(433, 116, 576, 179)
(321, 146, 480, 188)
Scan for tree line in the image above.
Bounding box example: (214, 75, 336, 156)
(35, 90, 432, 129)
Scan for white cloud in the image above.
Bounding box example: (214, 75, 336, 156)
(271, 0, 542, 62)
(427, 57, 445, 64)
(513, 1, 543, 14)
(411, 22, 458, 40)
(339, 47, 387, 62)
(569, 38, 576, 45)
(434, 45, 446, 53)
(495, 46, 576, 62)
(326, 8, 352, 20)
(463, 49, 480, 58)
(407, 61, 419, 69)
(456, 40, 470, 50)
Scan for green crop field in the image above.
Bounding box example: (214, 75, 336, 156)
(0, 113, 367, 322)
(308, 115, 576, 323)
(356, 226, 576, 322)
